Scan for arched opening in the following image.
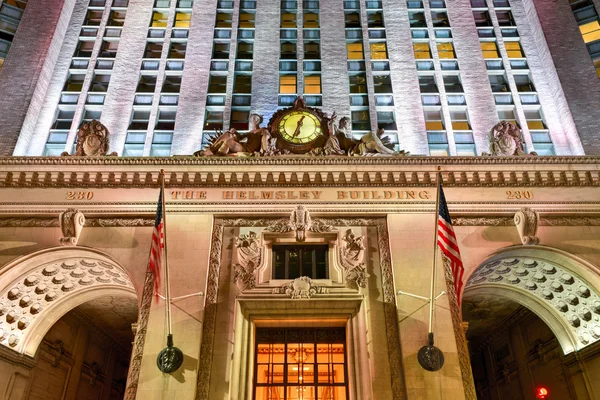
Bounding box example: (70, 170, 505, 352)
(462, 246, 600, 400)
(0, 247, 139, 400)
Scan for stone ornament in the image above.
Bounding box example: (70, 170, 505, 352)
(59, 208, 85, 246)
(194, 113, 287, 157)
(466, 257, 600, 349)
(339, 229, 369, 289)
(61, 120, 118, 157)
(272, 276, 329, 299)
(265, 205, 334, 241)
(232, 231, 261, 291)
(514, 207, 539, 245)
(483, 121, 536, 156)
(194, 96, 408, 157)
(0, 257, 133, 352)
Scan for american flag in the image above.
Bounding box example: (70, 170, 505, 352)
(148, 188, 164, 301)
(437, 183, 465, 305)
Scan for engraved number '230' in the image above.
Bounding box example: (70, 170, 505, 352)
(506, 190, 533, 199)
(66, 191, 94, 200)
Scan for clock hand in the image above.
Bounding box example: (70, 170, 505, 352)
(292, 116, 306, 139)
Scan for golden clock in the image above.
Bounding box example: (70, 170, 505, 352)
(278, 111, 322, 145)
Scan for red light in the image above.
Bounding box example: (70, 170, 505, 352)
(536, 387, 549, 399)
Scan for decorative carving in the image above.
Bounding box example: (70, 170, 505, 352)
(339, 229, 369, 289)
(232, 231, 261, 291)
(61, 120, 118, 157)
(466, 256, 600, 349)
(0, 257, 134, 353)
(196, 217, 407, 400)
(59, 208, 85, 246)
(323, 113, 409, 157)
(49, 340, 66, 368)
(514, 207, 539, 245)
(272, 276, 329, 299)
(265, 206, 334, 241)
(453, 217, 515, 226)
(483, 121, 536, 156)
(123, 270, 153, 400)
(501, 363, 511, 383)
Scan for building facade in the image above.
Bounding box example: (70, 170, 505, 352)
(1, 1, 600, 400)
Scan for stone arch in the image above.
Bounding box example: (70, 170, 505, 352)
(464, 245, 600, 355)
(0, 247, 137, 357)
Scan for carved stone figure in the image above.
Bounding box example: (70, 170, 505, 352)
(61, 120, 118, 157)
(249, 113, 286, 156)
(194, 129, 254, 157)
(484, 121, 536, 156)
(232, 231, 261, 291)
(339, 229, 369, 289)
(59, 208, 85, 246)
(514, 207, 539, 245)
(290, 205, 311, 241)
(272, 276, 329, 299)
(326, 114, 408, 157)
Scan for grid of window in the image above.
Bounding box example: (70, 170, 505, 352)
(44, 0, 129, 156)
(0, 0, 28, 70)
(124, 0, 191, 156)
(303, 0, 321, 107)
(344, 1, 371, 135)
(411, 0, 476, 156)
(569, 0, 600, 77)
(472, 0, 554, 155)
(366, 0, 399, 150)
(231, 0, 256, 131)
(201, 1, 234, 145)
(279, 0, 298, 107)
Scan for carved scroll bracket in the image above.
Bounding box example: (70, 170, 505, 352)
(265, 205, 334, 241)
(59, 208, 85, 246)
(272, 277, 329, 299)
(514, 207, 539, 245)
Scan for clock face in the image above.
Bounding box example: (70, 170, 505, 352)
(278, 111, 322, 145)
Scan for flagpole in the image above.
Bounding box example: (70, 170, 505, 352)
(428, 170, 441, 336)
(156, 169, 183, 373)
(417, 167, 445, 372)
(160, 169, 173, 336)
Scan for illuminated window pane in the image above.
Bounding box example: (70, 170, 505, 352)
(280, 75, 297, 94)
(370, 42, 388, 59)
(151, 11, 169, 27)
(304, 75, 321, 94)
(174, 12, 191, 28)
(304, 12, 319, 28)
(347, 42, 364, 59)
(481, 42, 499, 58)
(281, 12, 296, 28)
(413, 42, 431, 59)
(239, 12, 255, 28)
(437, 42, 455, 58)
(505, 41, 524, 58)
(216, 12, 232, 28)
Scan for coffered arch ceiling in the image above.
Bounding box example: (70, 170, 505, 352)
(464, 246, 600, 355)
(0, 247, 137, 357)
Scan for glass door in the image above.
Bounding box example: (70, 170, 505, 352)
(254, 328, 348, 400)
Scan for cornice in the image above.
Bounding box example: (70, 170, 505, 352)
(1, 155, 600, 166)
(0, 155, 599, 188)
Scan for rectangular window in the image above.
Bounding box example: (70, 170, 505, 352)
(239, 12, 255, 28)
(162, 75, 182, 93)
(481, 41, 499, 58)
(304, 75, 321, 94)
(272, 245, 328, 280)
(280, 75, 297, 94)
(370, 42, 388, 59)
(151, 11, 169, 28)
(216, 12, 233, 28)
(347, 42, 364, 59)
(234, 74, 252, 94)
(437, 42, 455, 58)
(175, 12, 191, 28)
(144, 42, 164, 58)
(413, 42, 431, 59)
(505, 41, 524, 58)
(208, 75, 228, 93)
(136, 75, 157, 93)
(89, 74, 111, 92)
(254, 328, 348, 400)
(108, 10, 127, 26)
(168, 42, 187, 59)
